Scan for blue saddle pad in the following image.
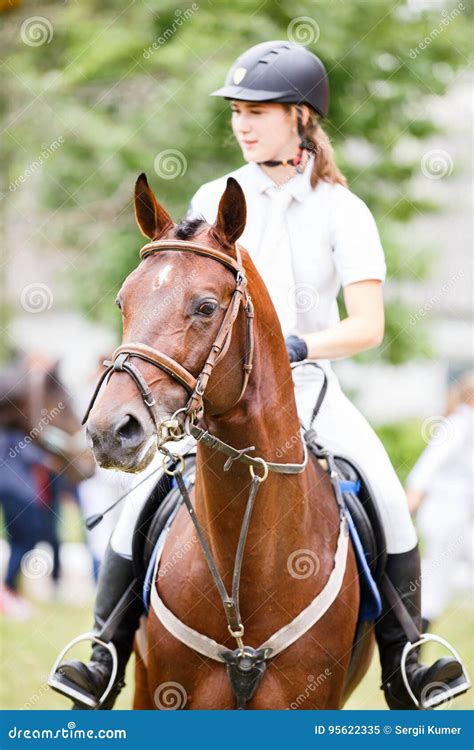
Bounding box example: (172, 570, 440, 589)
(341, 480, 382, 621)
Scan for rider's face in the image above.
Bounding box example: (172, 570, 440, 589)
(230, 101, 299, 163)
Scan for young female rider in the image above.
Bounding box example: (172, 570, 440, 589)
(52, 41, 467, 710)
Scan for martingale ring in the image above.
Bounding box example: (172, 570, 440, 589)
(249, 457, 269, 483)
(163, 453, 185, 476)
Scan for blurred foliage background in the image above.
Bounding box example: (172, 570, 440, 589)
(1, 0, 472, 712)
(1, 0, 472, 360)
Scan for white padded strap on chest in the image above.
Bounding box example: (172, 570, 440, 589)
(149, 513, 349, 662)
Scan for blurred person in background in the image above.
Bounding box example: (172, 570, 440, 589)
(0, 352, 94, 618)
(407, 371, 474, 630)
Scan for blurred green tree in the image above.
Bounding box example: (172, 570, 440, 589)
(1, 0, 472, 359)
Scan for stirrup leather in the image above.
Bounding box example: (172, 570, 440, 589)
(48, 632, 118, 709)
(401, 633, 470, 709)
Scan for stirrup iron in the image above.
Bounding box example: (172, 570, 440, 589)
(48, 632, 118, 709)
(401, 633, 470, 709)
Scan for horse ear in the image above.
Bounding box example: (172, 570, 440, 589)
(134, 173, 173, 239)
(211, 177, 247, 248)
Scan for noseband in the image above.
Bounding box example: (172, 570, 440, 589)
(82, 239, 254, 434)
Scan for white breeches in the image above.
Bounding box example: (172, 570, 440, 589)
(111, 362, 417, 557)
(292, 362, 417, 554)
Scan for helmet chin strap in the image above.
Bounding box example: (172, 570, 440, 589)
(258, 105, 314, 174)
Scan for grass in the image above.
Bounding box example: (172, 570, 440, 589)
(1, 595, 472, 710)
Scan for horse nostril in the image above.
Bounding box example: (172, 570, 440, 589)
(114, 414, 144, 446)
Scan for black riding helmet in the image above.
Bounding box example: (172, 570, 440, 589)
(210, 40, 329, 170)
(210, 40, 329, 118)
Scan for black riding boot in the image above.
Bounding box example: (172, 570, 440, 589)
(375, 545, 467, 709)
(50, 544, 143, 710)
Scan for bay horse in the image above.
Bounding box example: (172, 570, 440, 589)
(84, 174, 374, 709)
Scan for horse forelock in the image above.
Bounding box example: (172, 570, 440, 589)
(174, 215, 206, 240)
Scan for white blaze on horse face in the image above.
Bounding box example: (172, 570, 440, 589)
(154, 264, 174, 289)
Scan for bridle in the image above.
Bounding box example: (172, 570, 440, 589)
(82, 239, 255, 439)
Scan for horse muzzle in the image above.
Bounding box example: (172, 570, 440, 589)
(86, 412, 156, 472)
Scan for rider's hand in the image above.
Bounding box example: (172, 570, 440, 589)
(285, 335, 308, 363)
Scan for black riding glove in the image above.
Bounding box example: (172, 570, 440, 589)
(285, 335, 308, 363)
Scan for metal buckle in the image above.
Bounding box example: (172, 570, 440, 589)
(48, 632, 118, 709)
(194, 378, 205, 397)
(401, 633, 471, 709)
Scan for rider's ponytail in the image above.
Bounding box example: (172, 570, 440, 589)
(308, 118, 347, 189)
(285, 105, 347, 189)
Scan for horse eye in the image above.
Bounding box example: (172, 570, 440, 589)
(196, 300, 218, 316)
(115, 298, 122, 311)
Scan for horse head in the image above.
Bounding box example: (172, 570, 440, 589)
(86, 173, 254, 472)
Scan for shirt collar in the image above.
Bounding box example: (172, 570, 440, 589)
(248, 153, 315, 202)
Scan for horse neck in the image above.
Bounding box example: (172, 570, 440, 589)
(193, 278, 310, 575)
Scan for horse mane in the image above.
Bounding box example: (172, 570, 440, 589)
(174, 215, 206, 240)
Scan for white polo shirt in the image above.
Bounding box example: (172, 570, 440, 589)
(188, 155, 386, 338)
